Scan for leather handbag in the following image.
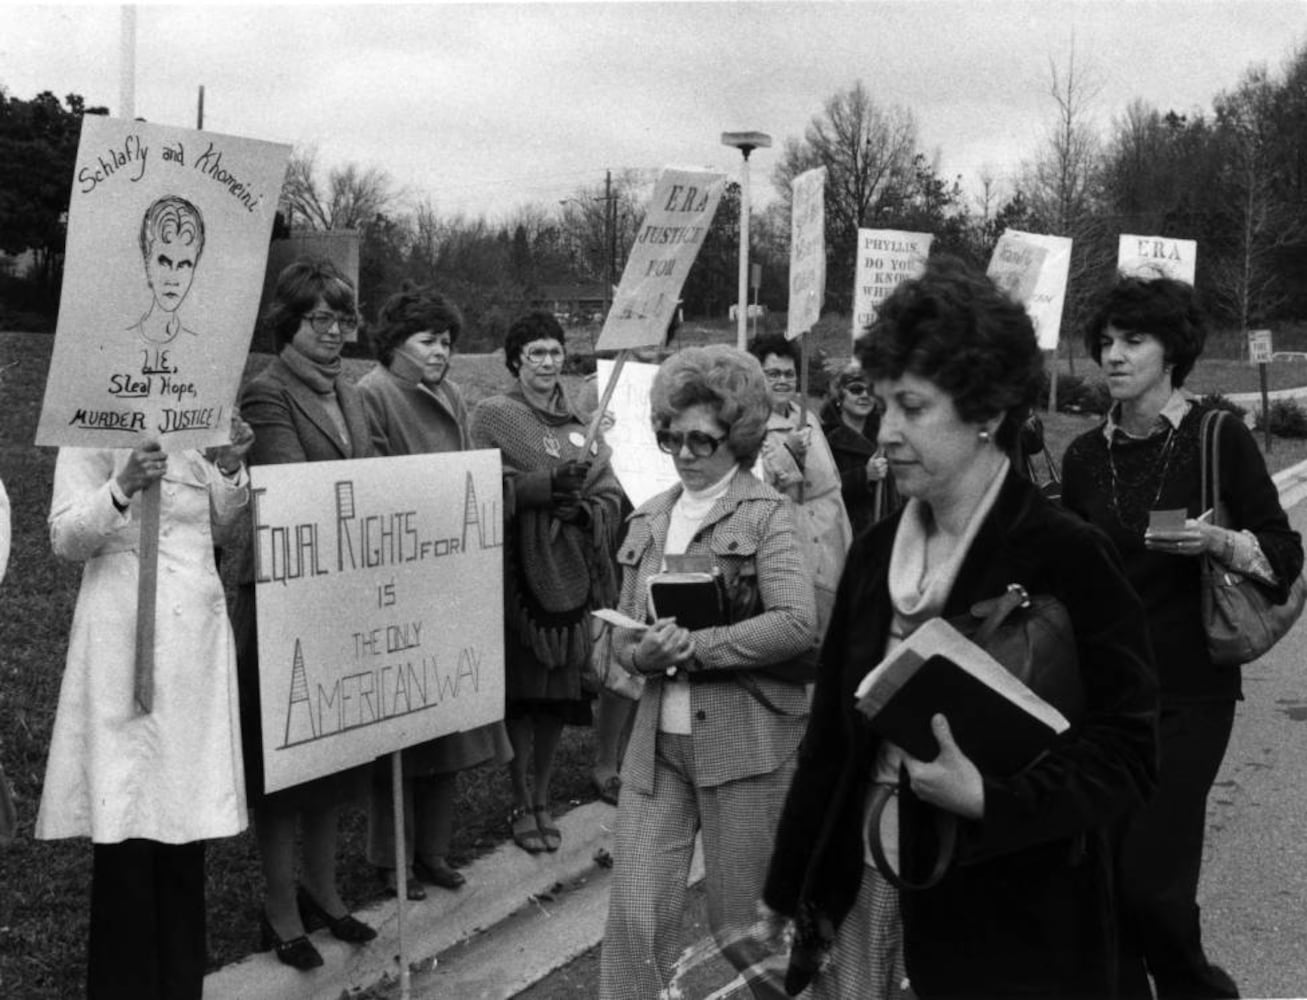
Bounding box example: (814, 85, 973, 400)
(584, 618, 645, 700)
(864, 583, 1083, 891)
(1199, 410, 1306, 666)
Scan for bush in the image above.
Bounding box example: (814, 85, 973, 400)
(1039, 373, 1111, 415)
(1196, 392, 1248, 421)
(1257, 398, 1307, 438)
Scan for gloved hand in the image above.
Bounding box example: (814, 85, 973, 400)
(553, 497, 591, 526)
(551, 459, 591, 496)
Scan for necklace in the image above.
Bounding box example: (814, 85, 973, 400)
(1107, 425, 1177, 533)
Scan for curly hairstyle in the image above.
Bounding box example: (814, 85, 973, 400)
(1082, 275, 1207, 388)
(262, 256, 356, 352)
(747, 332, 802, 377)
(139, 194, 205, 264)
(503, 310, 567, 376)
(855, 255, 1043, 451)
(650, 345, 770, 466)
(371, 282, 464, 366)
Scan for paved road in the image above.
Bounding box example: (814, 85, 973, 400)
(510, 500, 1307, 1000)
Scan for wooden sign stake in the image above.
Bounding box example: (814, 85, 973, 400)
(133, 480, 160, 713)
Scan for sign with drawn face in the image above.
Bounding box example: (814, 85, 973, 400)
(36, 115, 290, 451)
(251, 451, 505, 793)
(988, 229, 1072, 350)
(1117, 234, 1197, 285)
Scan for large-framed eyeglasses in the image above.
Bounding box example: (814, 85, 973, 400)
(303, 310, 359, 335)
(655, 428, 728, 458)
(522, 347, 566, 367)
(762, 368, 797, 384)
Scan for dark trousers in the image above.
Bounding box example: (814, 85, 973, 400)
(87, 839, 206, 1000)
(1119, 702, 1239, 1000)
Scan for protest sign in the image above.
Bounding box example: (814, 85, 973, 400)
(596, 358, 679, 508)
(989, 229, 1073, 350)
(786, 167, 827, 339)
(1118, 234, 1197, 284)
(852, 229, 932, 339)
(596, 168, 727, 351)
(37, 116, 289, 451)
(251, 451, 505, 793)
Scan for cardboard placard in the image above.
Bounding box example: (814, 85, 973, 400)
(251, 451, 505, 793)
(596, 358, 679, 508)
(786, 166, 827, 339)
(1117, 234, 1197, 285)
(851, 229, 932, 340)
(989, 229, 1073, 350)
(37, 115, 290, 451)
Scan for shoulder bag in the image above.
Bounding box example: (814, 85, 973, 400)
(865, 583, 1083, 890)
(1199, 409, 1306, 666)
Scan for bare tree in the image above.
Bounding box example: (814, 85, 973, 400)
(1022, 40, 1103, 234)
(281, 146, 400, 231)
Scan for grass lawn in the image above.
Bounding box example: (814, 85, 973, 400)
(2, 323, 1306, 998)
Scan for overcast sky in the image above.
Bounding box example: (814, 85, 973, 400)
(4, 2, 1306, 222)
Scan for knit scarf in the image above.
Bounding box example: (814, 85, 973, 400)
(281, 344, 350, 450)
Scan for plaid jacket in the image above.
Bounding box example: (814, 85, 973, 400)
(615, 469, 816, 793)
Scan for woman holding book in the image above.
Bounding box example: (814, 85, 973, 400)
(1061, 276, 1302, 999)
(599, 344, 817, 999)
(763, 257, 1159, 999)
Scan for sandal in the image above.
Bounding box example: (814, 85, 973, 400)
(414, 856, 466, 890)
(381, 867, 428, 900)
(533, 804, 561, 853)
(510, 805, 547, 854)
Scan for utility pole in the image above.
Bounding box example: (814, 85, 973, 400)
(604, 169, 615, 324)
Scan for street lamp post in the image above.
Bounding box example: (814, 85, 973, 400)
(721, 131, 771, 350)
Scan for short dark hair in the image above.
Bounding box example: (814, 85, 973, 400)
(262, 256, 356, 352)
(747, 332, 801, 377)
(855, 255, 1043, 451)
(1083, 276, 1207, 388)
(503, 311, 566, 376)
(650, 345, 770, 465)
(372, 282, 463, 366)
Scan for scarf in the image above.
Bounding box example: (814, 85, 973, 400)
(281, 344, 350, 450)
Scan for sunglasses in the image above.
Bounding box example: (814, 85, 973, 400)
(655, 428, 728, 458)
(843, 383, 871, 397)
(302, 310, 359, 335)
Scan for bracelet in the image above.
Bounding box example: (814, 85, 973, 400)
(109, 478, 130, 514)
(217, 460, 242, 478)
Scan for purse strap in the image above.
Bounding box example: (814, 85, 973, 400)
(1200, 409, 1227, 529)
(864, 773, 958, 892)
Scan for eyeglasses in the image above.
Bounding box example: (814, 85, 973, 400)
(843, 383, 871, 397)
(522, 346, 565, 366)
(655, 428, 728, 458)
(302, 310, 359, 335)
(762, 368, 797, 383)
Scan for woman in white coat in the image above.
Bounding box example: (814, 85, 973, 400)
(36, 427, 252, 1000)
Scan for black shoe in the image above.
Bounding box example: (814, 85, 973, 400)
(414, 856, 466, 890)
(259, 913, 324, 971)
(296, 886, 378, 944)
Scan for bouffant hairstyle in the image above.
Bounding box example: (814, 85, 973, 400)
(139, 195, 205, 263)
(372, 282, 463, 366)
(855, 255, 1043, 452)
(262, 256, 356, 352)
(650, 345, 771, 466)
(747, 332, 802, 377)
(503, 311, 567, 376)
(1082, 275, 1207, 389)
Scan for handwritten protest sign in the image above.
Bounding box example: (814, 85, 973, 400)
(36, 115, 289, 451)
(989, 229, 1072, 350)
(596, 358, 678, 508)
(786, 167, 827, 339)
(597, 168, 727, 351)
(251, 451, 504, 793)
(1118, 234, 1197, 284)
(852, 229, 932, 339)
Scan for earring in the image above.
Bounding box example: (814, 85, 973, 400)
(978, 429, 992, 444)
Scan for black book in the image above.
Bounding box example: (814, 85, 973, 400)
(648, 571, 728, 631)
(854, 617, 1070, 777)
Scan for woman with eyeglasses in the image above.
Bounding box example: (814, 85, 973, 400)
(820, 362, 900, 537)
(232, 257, 377, 970)
(469, 311, 624, 855)
(598, 345, 817, 999)
(747, 333, 851, 639)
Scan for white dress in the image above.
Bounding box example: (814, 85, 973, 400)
(36, 447, 248, 844)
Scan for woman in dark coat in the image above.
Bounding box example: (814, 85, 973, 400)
(1061, 276, 1303, 999)
(820, 361, 900, 537)
(763, 258, 1159, 1000)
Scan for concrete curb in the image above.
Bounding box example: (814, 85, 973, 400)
(203, 800, 619, 1000)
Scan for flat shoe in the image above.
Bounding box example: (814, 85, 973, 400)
(260, 914, 324, 971)
(296, 886, 378, 943)
(414, 856, 466, 890)
(510, 805, 547, 854)
(533, 804, 561, 853)
(381, 867, 428, 901)
(593, 773, 622, 806)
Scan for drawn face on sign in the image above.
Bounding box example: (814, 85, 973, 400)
(138, 195, 206, 316)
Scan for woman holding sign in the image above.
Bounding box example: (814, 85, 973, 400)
(763, 258, 1158, 999)
(356, 283, 512, 897)
(233, 257, 377, 970)
(820, 361, 900, 536)
(36, 426, 253, 1000)
(1061, 276, 1303, 999)
(469, 311, 623, 855)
